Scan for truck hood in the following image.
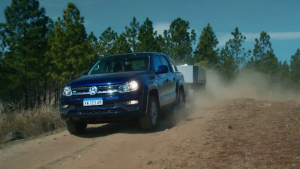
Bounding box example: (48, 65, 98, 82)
(69, 71, 149, 87)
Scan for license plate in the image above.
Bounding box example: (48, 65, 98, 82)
(83, 98, 103, 106)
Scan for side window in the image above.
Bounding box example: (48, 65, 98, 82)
(160, 56, 172, 72)
(171, 62, 178, 72)
(153, 55, 162, 71)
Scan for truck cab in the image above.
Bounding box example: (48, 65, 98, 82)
(60, 52, 186, 134)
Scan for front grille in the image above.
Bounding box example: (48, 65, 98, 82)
(72, 84, 121, 95)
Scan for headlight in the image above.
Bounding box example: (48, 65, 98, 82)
(63, 86, 72, 96)
(120, 81, 139, 92)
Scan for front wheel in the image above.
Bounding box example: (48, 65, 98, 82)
(66, 119, 87, 134)
(139, 96, 159, 131)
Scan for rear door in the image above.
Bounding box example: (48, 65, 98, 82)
(159, 55, 176, 104)
(153, 55, 169, 106)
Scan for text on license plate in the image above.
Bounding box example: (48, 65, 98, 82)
(83, 98, 103, 106)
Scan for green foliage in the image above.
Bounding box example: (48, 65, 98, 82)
(0, 0, 299, 109)
(290, 49, 300, 84)
(113, 33, 132, 54)
(1, 0, 51, 107)
(168, 18, 196, 65)
(137, 17, 158, 52)
(278, 60, 290, 81)
(99, 26, 118, 57)
(219, 45, 237, 80)
(219, 27, 251, 79)
(46, 2, 88, 83)
(226, 27, 249, 68)
(125, 17, 139, 53)
(252, 31, 279, 75)
(194, 23, 219, 68)
(87, 31, 100, 66)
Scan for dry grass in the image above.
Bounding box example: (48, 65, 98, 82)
(0, 104, 65, 140)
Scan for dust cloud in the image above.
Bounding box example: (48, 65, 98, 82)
(184, 68, 300, 115)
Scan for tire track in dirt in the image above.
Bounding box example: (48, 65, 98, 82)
(0, 105, 214, 169)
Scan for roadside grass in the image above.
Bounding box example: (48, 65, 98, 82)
(0, 104, 65, 141)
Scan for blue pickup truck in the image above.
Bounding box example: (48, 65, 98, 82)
(60, 52, 187, 134)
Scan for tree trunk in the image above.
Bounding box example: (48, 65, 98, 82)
(23, 24, 28, 110)
(44, 76, 47, 104)
(55, 76, 58, 105)
(37, 80, 40, 106)
(48, 87, 51, 106)
(23, 57, 28, 109)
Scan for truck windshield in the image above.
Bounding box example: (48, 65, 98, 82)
(88, 54, 150, 75)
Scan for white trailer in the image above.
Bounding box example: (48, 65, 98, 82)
(176, 65, 206, 97)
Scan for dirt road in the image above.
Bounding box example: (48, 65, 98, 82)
(1, 98, 300, 169)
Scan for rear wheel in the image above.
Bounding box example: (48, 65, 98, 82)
(65, 119, 87, 134)
(139, 96, 159, 131)
(173, 90, 186, 116)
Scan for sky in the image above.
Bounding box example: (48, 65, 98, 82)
(1, 0, 300, 63)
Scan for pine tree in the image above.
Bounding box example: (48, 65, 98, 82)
(47, 2, 88, 83)
(219, 44, 236, 80)
(168, 18, 196, 65)
(290, 48, 300, 85)
(0, 24, 6, 58)
(2, 0, 51, 108)
(114, 33, 132, 54)
(194, 23, 219, 68)
(163, 30, 172, 54)
(99, 26, 118, 57)
(278, 60, 290, 81)
(87, 31, 100, 66)
(125, 17, 139, 52)
(155, 30, 172, 54)
(252, 31, 279, 75)
(226, 27, 249, 68)
(155, 34, 165, 53)
(137, 17, 158, 52)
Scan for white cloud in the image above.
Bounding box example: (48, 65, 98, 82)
(84, 20, 91, 26)
(217, 32, 300, 47)
(153, 22, 170, 35)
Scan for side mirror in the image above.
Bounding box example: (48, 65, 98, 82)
(155, 65, 168, 74)
(81, 72, 88, 77)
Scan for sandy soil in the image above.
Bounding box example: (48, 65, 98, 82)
(1, 69, 300, 169)
(0, 97, 299, 169)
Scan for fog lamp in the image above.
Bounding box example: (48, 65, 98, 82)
(127, 100, 138, 105)
(62, 105, 69, 109)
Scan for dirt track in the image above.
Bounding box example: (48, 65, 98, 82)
(0, 98, 300, 169)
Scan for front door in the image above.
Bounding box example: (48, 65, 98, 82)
(160, 55, 176, 104)
(153, 55, 169, 107)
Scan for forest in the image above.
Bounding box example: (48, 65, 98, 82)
(1, 0, 300, 110)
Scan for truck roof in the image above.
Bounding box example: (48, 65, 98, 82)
(100, 52, 175, 64)
(102, 52, 167, 58)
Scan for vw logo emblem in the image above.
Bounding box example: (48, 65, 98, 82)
(89, 86, 98, 95)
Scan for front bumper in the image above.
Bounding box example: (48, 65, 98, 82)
(60, 92, 146, 123)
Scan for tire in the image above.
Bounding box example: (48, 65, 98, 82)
(65, 119, 87, 134)
(173, 90, 186, 116)
(139, 95, 159, 131)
